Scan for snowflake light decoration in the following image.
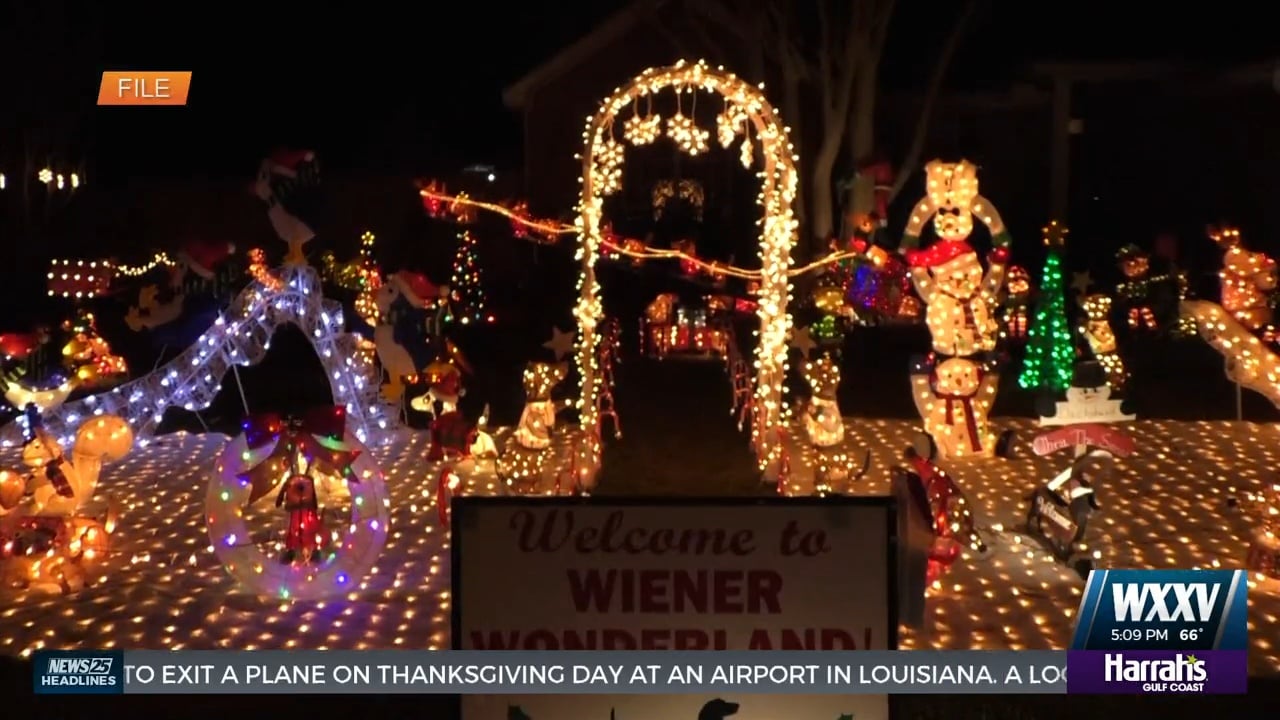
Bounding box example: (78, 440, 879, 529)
(623, 113, 661, 145)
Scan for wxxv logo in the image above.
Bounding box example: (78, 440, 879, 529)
(33, 650, 124, 694)
(1067, 569, 1248, 694)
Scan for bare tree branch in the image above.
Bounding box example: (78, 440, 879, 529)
(646, 1, 729, 65)
(889, 0, 979, 200)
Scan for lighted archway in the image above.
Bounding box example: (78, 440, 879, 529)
(574, 60, 799, 484)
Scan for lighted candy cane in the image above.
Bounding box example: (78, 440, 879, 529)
(435, 467, 461, 528)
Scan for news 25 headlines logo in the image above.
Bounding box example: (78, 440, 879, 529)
(1066, 569, 1248, 694)
(33, 650, 124, 694)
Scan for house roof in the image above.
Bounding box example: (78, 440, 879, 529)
(502, 0, 672, 109)
(1029, 58, 1279, 86)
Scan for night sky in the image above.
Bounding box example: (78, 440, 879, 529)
(3, 1, 1276, 183)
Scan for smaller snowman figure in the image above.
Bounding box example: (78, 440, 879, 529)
(800, 354, 844, 448)
(910, 356, 1002, 460)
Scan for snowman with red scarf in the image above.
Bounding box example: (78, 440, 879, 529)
(899, 161, 1014, 460)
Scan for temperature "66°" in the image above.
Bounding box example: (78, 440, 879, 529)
(1111, 628, 1203, 642)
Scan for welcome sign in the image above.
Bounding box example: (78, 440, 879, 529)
(452, 497, 896, 720)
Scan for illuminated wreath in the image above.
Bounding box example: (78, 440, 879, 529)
(206, 407, 389, 601)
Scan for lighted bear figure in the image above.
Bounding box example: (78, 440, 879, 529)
(901, 161, 1011, 358)
(800, 355, 844, 448)
(1210, 226, 1276, 332)
(910, 357, 1000, 460)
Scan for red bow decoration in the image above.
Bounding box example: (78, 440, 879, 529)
(239, 407, 361, 505)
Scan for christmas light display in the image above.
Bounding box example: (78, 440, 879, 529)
(1, 409, 132, 593)
(417, 184, 858, 283)
(910, 355, 1002, 460)
(1248, 478, 1280, 580)
(46, 259, 113, 298)
(1078, 294, 1127, 390)
(652, 179, 705, 221)
(497, 361, 572, 491)
(1182, 300, 1280, 408)
(899, 161, 1011, 460)
(800, 355, 845, 448)
(1209, 225, 1277, 333)
(0, 265, 395, 450)
(1018, 222, 1074, 393)
(575, 60, 799, 487)
(999, 266, 1033, 341)
(900, 446, 987, 585)
(1027, 373, 1135, 570)
(206, 408, 388, 601)
(449, 230, 493, 325)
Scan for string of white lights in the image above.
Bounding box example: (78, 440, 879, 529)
(1, 265, 397, 450)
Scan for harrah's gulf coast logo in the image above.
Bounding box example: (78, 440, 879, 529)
(1067, 569, 1248, 694)
(34, 650, 123, 693)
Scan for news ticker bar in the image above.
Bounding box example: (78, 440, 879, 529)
(34, 649, 1251, 695)
(38, 650, 1069, 695)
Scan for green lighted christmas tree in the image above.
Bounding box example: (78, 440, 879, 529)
(1019, 221, 1074, 392)
(449, 230, 492, 324)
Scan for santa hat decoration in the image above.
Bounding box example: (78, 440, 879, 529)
(391, 271, 437, 308)
(180, 240, 237, 279)
(266, 149, 316, 177)
(906, 239, 975, 268)
(255, 150, 320, 204)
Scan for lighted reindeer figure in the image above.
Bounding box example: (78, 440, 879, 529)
(1209, 225, 1277, 337)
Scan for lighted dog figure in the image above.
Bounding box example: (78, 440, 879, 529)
(800, 355, 844, 448)
(498, 362, 571, 490)
(910, 357, 1002, 460)
(512, 362, 569, 451)
(1210, 225, 1277, 332)
(1077, 294, 1127, 390)
(410, 359, 466, 419)
(900, 161, 1011, 358)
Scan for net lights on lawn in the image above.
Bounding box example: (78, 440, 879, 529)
(1248, 479, 1280, 580)
(576, 59, 799, 484)
(0, 265, 395, 450)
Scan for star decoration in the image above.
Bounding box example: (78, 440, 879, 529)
(1071, 272, 1093, 295)
(543, 327, 576, 360)
(1186, 655, 1198, 665)
(790, 327, 817, 356)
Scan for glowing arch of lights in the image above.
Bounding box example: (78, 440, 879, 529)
(574, 60, 799, 483)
